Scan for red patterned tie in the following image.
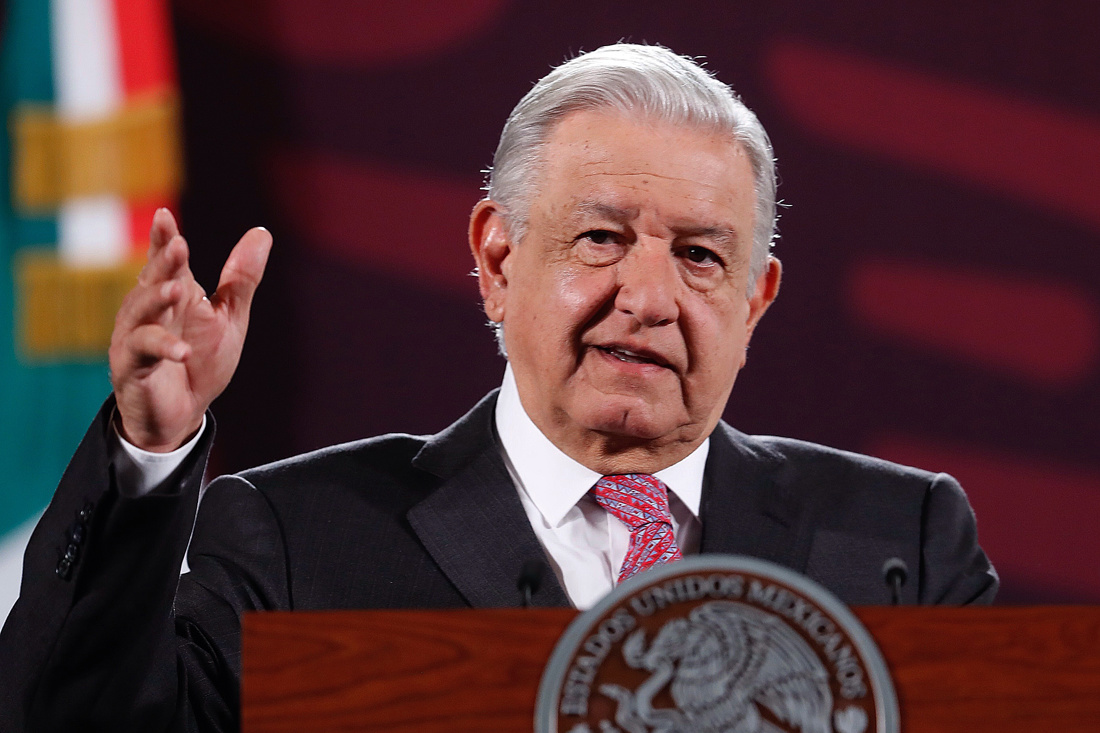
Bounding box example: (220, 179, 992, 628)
(592, 474, 683, 583)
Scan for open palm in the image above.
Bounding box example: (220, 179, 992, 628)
(109, 209, 272, 452)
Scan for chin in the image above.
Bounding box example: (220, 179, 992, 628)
(580, 400, 683, 442)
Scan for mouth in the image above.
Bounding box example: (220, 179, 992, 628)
(594, 344, 672, 369)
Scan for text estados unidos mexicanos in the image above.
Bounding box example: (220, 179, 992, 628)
(558, 574, 867, 717)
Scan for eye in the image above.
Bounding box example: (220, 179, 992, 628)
(574, 229, 626, 266)
(580, 230, 617, 245)
(682, 245, 722, 266)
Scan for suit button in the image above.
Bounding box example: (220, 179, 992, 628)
(70, 524, 85, 544)
(56, 558, 72, 580)
(78, 502, 94, 522)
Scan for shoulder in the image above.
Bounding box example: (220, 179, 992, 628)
(207, 389, 502, 514)
(753, 433, 978, 529)
(743, 432, 977, 523)
(236, 432, 432, 492)
(192, 433, 440, 553)
(719, 424, 941, 498)
(710, 424, 972, 545)
(711, 425, 995, 604)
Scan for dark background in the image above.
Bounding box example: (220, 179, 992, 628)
(168, 0, 1100, 604)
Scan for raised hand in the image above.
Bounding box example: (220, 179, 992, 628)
(108, 209, 272, 452)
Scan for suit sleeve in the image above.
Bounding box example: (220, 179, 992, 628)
(0, 398, 288, 732)
(917, 472, 999, 605)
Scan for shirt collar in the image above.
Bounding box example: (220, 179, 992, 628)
(495, 364, 707, 527)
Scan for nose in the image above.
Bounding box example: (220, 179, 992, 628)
(614, 240, 680, 327)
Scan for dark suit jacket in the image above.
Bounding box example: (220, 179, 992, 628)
(0, 390, 996, 731)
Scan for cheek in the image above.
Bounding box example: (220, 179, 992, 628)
(557, 269, 599, 312)
(546, 268, 616, 334)
(687, 297, 751, 377)
(508, 268, 612, 363)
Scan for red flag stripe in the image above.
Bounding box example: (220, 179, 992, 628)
(111, 0, 177, 97)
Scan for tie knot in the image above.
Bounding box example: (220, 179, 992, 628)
(592, 474, 673, 530)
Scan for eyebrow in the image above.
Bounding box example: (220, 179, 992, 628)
(572, 201, 640, 222)
(674, 224, 739, 248)
(571, 201, 740, 247)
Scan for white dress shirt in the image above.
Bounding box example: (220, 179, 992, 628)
(111, 412, 208, 497)
(495, 365, 706, 609)
(111, 366, 708, 609)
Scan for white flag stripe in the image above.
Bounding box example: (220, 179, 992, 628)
(0, 512, 42, 626)
(50, 0, 123, 120)
(50, 0, 131, 264)
(58, 195, 130, 265)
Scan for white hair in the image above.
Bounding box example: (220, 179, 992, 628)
(487, 42, 778, 288)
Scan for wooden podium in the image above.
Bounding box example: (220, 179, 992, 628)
(242, 607, 1100, 732)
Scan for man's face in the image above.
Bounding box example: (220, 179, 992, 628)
(472, 109, 780, 472)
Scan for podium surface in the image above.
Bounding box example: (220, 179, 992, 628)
(243, 606, 1100, 732)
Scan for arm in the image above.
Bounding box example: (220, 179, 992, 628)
(1, 404, 291, 732)
(918, 472, 999, 605)
(0, 398, 211, 731)
(0, 210, 272, 731)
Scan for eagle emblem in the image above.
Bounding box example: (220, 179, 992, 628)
(539, 557, 894, 733)
(595, 601, 834, 733)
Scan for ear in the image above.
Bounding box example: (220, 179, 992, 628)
(469, 198, 514, 323)
(745, 256, 782, 340)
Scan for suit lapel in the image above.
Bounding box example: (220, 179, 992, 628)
(407, 395, 811, 604)
(407, 391, 570, 608)
(699, 422, 811, 574)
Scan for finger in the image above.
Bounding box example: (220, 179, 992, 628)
(212, 227, 273, 318)
(112, 324, 191, 379)
(148, 208, 180, 261)
(115, 279, 186, 332)
(138, 234, 192, 287)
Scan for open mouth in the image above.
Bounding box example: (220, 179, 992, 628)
(595, 345, 670, 368)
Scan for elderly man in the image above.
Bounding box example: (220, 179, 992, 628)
(0, 44, 995, 730)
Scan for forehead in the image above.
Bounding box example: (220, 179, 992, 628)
(532, 109, 757, 234)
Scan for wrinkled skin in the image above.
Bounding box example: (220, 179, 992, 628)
(109, 209, 272, 451)
(470, 110, 781, 474)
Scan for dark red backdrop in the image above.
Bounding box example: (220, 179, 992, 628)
(169, 0, 1100, 604)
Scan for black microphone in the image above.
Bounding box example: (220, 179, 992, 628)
(882, 557, 908, 606)
(517, 559, 545, 608)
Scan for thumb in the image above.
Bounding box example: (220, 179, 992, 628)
(214, 227, 273, 318)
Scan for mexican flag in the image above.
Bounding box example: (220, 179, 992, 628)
(0, 0, 180, 623)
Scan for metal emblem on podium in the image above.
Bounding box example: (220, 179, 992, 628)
(536, 556, 898, 733)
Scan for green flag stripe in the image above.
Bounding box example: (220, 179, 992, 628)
(1, 0, 113, 540)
